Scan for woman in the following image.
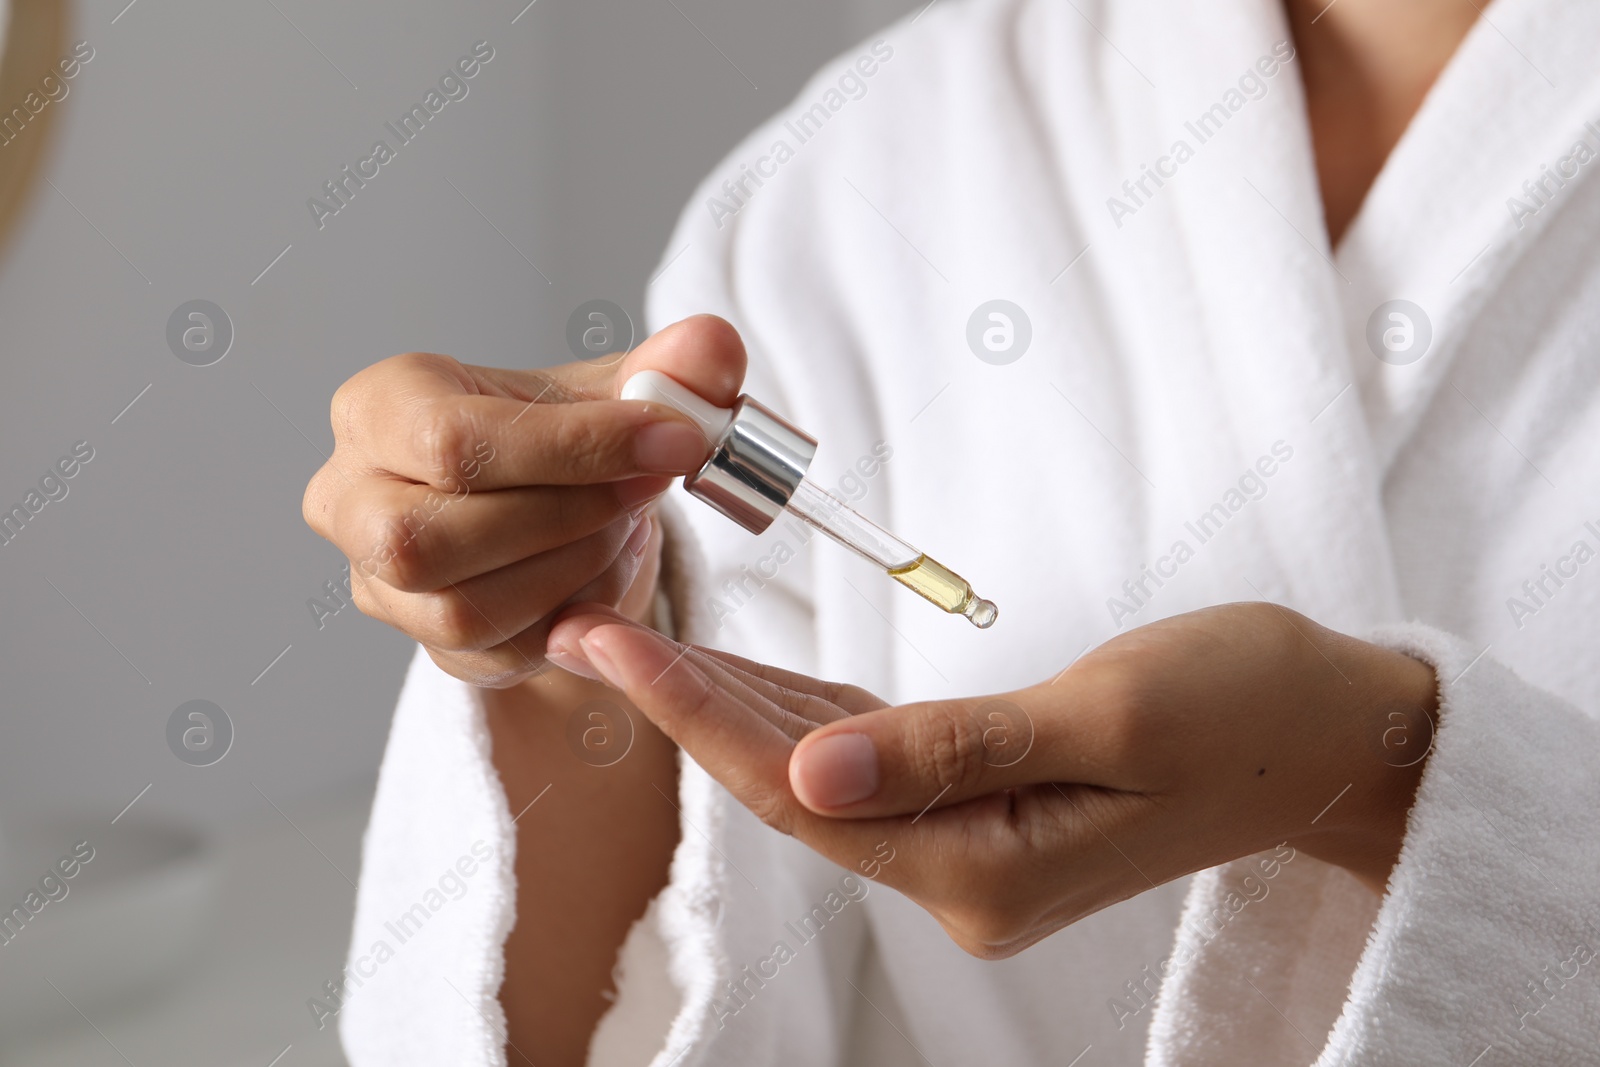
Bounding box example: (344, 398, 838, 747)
(305, 0, 1600, 1063)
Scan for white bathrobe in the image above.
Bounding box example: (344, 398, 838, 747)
(339, 0, 1600, 1063)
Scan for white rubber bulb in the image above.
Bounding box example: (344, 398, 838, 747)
(620, 370, 734, 444)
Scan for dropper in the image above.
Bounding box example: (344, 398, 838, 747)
(622, 371, 997, 628)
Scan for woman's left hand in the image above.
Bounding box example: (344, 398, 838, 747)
(548, 600, 1437, 958)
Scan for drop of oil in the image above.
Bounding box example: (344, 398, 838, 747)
(964, 598, 998, 629)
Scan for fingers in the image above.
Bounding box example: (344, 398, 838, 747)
(605, 313, 749, 409)
(471, 314, 749, 410)
(697, 648, 888, 717)
(551, 612, 1151, 937)
(353, 515, 648, 654)
(545, 607, 829, 737)
(788, 681, 1137, 818)
(314, 473, 671, 593)
(563, 616, 803, 820)
(328, 317, 747, 492)
(563, 616, 1062, 919)
(788, 700, 1029, 815)
(559, 614, 920, 871)
(303, 316, 751, 689)
(352, 391, 708, 490)
(539, 609, 1178, 967)
(415, 543, 655, 688)
(549, 608, 878, 734)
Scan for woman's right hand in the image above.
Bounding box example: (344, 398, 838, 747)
(302, 314, 746, 687)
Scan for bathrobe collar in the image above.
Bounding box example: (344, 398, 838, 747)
(1097, 0, 1600, 630)
(1088, 0, 1399, 630)
(1329, 0, 1600, 468)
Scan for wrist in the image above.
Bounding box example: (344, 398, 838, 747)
(493, 644, 678, 771)
(1296, 640, 1438, 895)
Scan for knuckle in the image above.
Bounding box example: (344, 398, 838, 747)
(390, 349, 458, 373)
(908, 703, 989, 791)
(414, 401, 476, 485)
(328, 379, 364, 443)
(335, 352, 467, 446)
(347, 571, 382, 620)
(301, 467, 333, 536)
(382, 350, 466, 390)
(365, 501, 442, 592)
(551, 411, 622, 483)
(376, 522, 428, 592)
(346, 543, 386, 588)
(422, 590, 492, 651)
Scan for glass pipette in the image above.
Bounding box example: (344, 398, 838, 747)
(621, 370, 997, 628)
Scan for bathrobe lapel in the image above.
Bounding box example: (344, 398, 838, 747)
(1100, 0, 1600, 634)
(1101, 0, 1404, 632)
(1331, 0, 1600, 473)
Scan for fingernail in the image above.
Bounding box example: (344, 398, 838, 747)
(615, 474, 672, 511)
(793, 733, 879, 808)
(545, 649, 602, 682)
(578, 633, 624, 688)
(625, 515, 653, 557)
(635, 421, 708, 473)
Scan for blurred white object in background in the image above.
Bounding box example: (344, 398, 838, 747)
(1, 790, 368, 1067)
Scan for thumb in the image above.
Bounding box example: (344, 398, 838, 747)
(787, 696, 1043, 817)
(468, 313, 747, 412)
(788, 691, 1128, 818)
(611, 314, 747, 408)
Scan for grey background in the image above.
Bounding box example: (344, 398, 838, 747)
(0, 0, 914, 1061)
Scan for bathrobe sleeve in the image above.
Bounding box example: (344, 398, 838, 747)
(1146, 622, 1600, 1067)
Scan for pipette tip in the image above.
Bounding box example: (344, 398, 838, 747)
(963, 598, 999, 629)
